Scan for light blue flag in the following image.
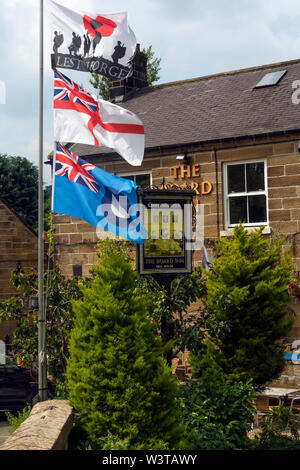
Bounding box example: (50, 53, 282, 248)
(52, 142, 147, 244)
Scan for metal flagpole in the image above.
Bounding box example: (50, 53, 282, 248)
(38, 0, 47, 402)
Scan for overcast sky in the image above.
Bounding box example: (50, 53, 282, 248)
(1, 0, 300, 184)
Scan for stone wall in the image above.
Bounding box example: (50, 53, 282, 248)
(0, 199, 38, 299)
(0, 199, 38, 343)
(0, 400, 73, 450)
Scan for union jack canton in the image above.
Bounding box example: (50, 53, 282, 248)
(55, 142, 99, 194)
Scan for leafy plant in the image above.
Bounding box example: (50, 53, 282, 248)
(0, 266, 90, 388)
(254, 404, 300, 450)
(6, 404, 32, 433)
(136, 268, 208, 365)
(179, 366, 256, 450)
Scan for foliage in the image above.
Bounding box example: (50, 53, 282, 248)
(43, 185, 52, 231)
(200, 224, 294, 387)
(99, 432, 131, 450)
(0, 153, 52, 231)
(99, 432, 170, 450)
(136, 268, 209, 361)
(90, 44, 161, 100)
(0, 153, 38, 228)
(6, 404, 32, 433)
(254, 404, 300, 450)
(0, 266, 88, 388)
(142, 45, 161, 85)
(89, 75, 110, 101)
(75, 432, 170, 451)
(179, 366, 256, 450)
(97, 240, 209, 361)
(67, 240, 182, 450)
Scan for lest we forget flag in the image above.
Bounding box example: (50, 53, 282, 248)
(49, 0, 137, 80)
(53, 69, 145, 166)
(52, 142, 147, 244)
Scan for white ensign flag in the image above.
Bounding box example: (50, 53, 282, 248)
(54, 69, 145, 166)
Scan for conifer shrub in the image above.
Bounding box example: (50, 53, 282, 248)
(202, 224, 294, 387)
(66, 240, 182, 450)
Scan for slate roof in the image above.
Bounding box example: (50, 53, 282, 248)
(71, 58, 300, 158)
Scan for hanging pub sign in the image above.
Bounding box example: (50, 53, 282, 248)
(136, 188, 195, 275)
(49, 1, 137, 80)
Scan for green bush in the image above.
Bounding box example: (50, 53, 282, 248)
(254, 404, 300, 450)
(203, 224, 294, 387)
(179, 366, 256, 450)
(67, 240, 182, 450)
(6, 404, 32, 433)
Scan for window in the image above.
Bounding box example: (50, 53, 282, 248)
(224, 160, 268, 228)
(254, 70, 286, 88)
(117, 172, 151, 189)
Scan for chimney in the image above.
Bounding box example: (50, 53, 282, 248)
(109, 44, 148, 103)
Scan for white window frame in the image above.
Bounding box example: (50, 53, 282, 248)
(223, 159, 269, 229)
(117, 171, 152, 187)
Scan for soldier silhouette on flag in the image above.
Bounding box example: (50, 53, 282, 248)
(53, 31, 64, 54)
(112, 41, 126, 64)
(68, 32, 82, 56)
(83, 33, 91, 57)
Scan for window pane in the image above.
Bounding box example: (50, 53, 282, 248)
(135, 174, 151, 188)
(123, 175, 135, 181)
(246, 162, 265, 192)
(227, 165, 245, 193)
(248, 195, 267, 223)
(229, 196, 247, 225)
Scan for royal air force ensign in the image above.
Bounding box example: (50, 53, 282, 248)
(49, 0, 137, 80)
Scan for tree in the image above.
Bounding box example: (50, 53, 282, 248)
(66, 240, 182, 450)
(43, 185, 52, 231)
(200, 224, 294, 387)
(0, 154, 38, 228)
(142, 45, 161, 85)
(89, 45, 161, 100)
(0, 266, 88, 389)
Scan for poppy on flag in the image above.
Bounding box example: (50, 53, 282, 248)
(52, 142, 147, 244)
(53, 69, 145, 166)
(49, 0, 137, 80)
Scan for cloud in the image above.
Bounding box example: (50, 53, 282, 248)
(1, 0, 300, 185)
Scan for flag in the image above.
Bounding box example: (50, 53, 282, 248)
(53, 69, 145, 166)
(52, 142, 147, 244)
(49, 0, 137, 80)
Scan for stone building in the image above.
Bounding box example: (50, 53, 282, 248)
(0, 198, 38, 346)
(51, 51, 300, 388)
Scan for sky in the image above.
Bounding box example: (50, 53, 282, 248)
(2, 0, 300, 185)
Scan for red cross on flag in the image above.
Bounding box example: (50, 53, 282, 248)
(53, 69, 145, 166)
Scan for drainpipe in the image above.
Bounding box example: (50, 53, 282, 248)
(213, 148, 220, 238)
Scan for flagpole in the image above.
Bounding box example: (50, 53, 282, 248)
(38, 0, 47, 402)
